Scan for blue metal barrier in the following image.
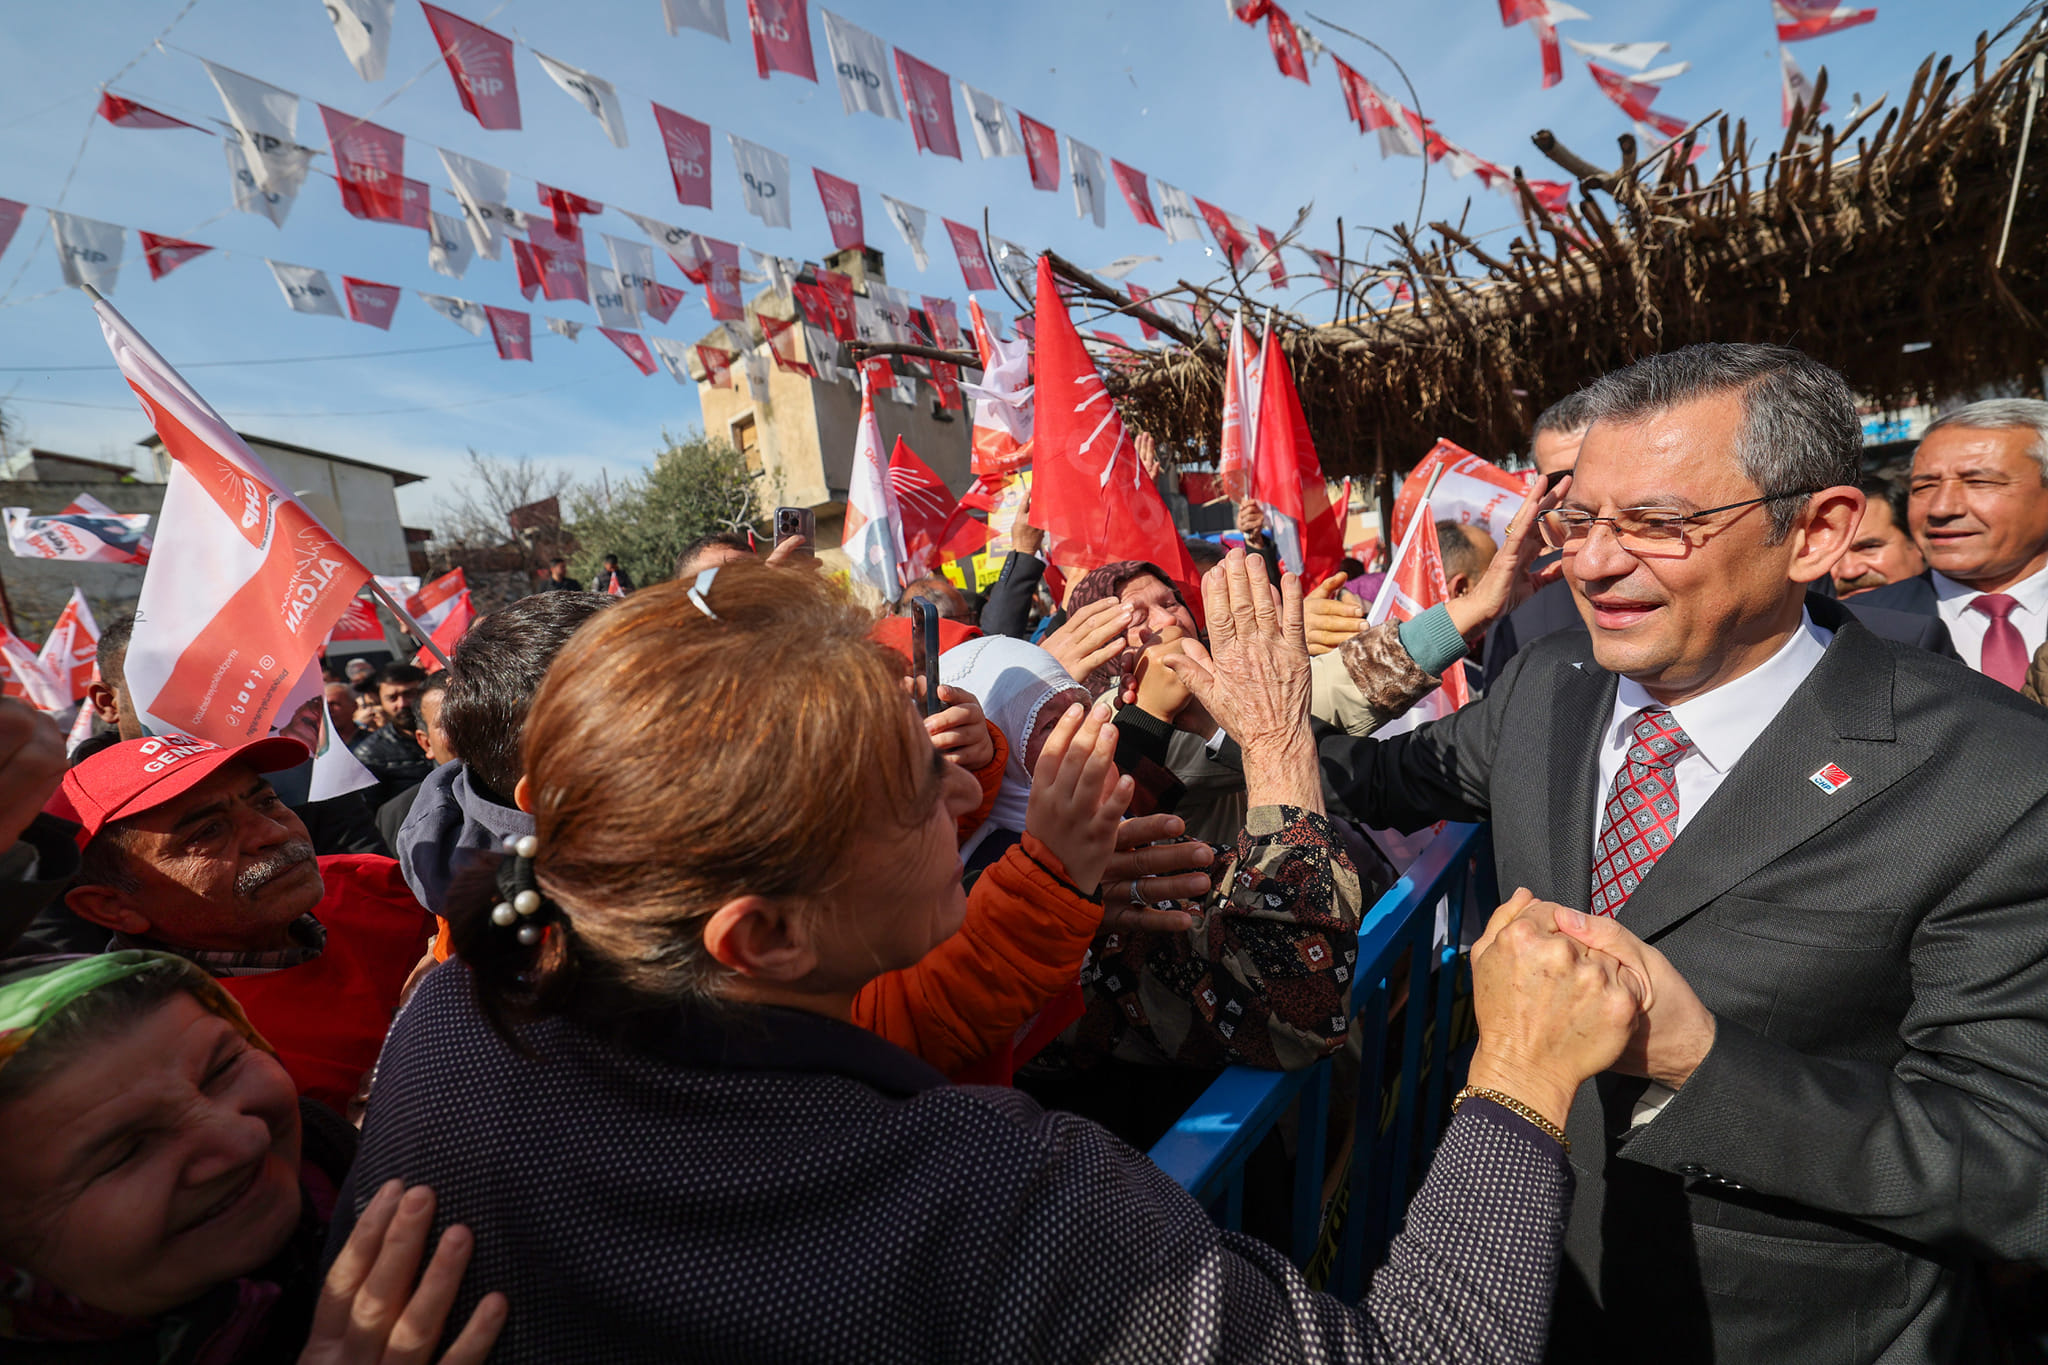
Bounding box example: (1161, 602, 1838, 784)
(1147, 822, 1498, 1297)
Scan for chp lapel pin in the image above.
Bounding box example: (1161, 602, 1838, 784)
(1809, 762, 1853, 795)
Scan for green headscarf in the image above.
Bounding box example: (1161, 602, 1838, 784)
(0, 951, 266, 1072)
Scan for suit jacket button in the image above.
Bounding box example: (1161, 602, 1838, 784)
(1677, 1163, 1706, 1177)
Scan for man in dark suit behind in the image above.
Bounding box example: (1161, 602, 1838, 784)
(1320, 343, 2048, 1363)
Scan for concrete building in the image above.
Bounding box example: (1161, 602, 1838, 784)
(2, 433, 423, 640)
(688, 247, 974, 577)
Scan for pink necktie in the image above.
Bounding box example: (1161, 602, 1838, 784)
(1591, 708, 1695, 917)
(1971, 593, 2028, 690)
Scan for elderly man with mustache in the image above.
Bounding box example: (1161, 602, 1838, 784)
(48, 734, 433, 1114)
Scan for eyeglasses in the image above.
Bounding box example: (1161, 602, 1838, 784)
(1536, 489, 1827, 554)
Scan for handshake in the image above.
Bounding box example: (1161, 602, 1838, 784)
(1466, 888, 1719, 1132)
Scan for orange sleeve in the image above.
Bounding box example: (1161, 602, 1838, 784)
(956, 720, 1009, 845)
(850, 836, 1101, 1076)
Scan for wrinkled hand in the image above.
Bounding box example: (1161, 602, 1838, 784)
(1135, 431, 1163, 480)
(1235, 500, 1266, 538)
(1023, 702, 1134, 893)
(1041, 596, 1131, 689)
(1158, 549, 1317, 811)
(0, 698, 65, 850)
(1466, 888, 1646, 1129)
(1097, 813, 1213, 934)
(300, 1181, 506, 1365)
(1550, 904, 1716, 1090)
(1445, 475, 1572, 646)
(1303, 572, 1364, 657)
(924, 686, 995, 772)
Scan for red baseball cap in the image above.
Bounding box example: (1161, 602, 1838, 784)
(48, 734, 311, 844)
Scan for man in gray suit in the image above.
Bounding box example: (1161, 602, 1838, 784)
(1320, 343, 2048, 1363)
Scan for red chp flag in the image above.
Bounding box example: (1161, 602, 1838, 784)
(1111, 160, 1161, 229)
(0, 199, 24, 263)
(92, 296, 373, 743)
(964, 296, 1032, 482)
(1249, 327, 1343, 586)
(1196, 198, 1252, 269)
(421, 3, 521, 130)
(98, 93, 203, 131)
(698, 345, 734, 387)
(758, 314, 815, 377)
(1019, 112, 1060, 190)
(887, 438, 987, 579)
(1775, 0, 1876, 41)
(415, 588, 475, 669)
(748, 0, 818, 81)
(704, 238, 745, 320)
(601, 327, 658, 375)
(814, 168, 865, 251)
(1588, 63, 1658, 120)
(139, 232, 211, 281)
(651, 103, 714, 209)
(1263, 4, 1310, 83)
(319, 105, 407, 220)
(342, 277, 401, 329)
(1028, 255, 1198, 605)
(1391, 438, 1528, 546)
(896, 49, 961, 158)
(944, 218, 997, 292)
(1256, 227, 1288, 287)
(483, 305, 531, 360)
(38, 587, 100, 703)
(1367, 506, 1470, 726)
(326, 594, 385, 643)
(406, 569, 469, 635)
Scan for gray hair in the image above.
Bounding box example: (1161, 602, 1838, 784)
(1574, 343, 1862, 542)
(1921, 399, 2048, 483)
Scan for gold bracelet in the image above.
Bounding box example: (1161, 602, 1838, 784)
(1453, 1085, 1570, 1153)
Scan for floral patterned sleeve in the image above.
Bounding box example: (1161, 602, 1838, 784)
(1069, 805, 1364, 1071)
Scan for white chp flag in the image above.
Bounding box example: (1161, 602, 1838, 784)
(1154, 181, 1204, 245)
(405, 568, 467, 634)
(201, 59, 300, 192)
(728, 134, 792, 228)
(721, 319, 754, 355)
(427, 211, 475, 279)
(546, 317, 583, 341)
(49, 212, 124, 295)
(418, 291, 489, 336)
(648, 335, 694, 385)
(325, 0, 396, 81)
(662, 0, 729, 39)
(988, 236, 1034, 298)
(1565, 39, 1670, 70)
(1066, 135, 1107, 227)
(0, 623, 66, 713)
(604, 234, 660, 309)
(534, 49, 630, 148)
(842, 368, 905, 600)
(91, 296, 374, 744)
(589, 264, 640, 330)
(307, 692, 379, 800)
(821, 10, 900, 119)
(439, 148, 518, 258)
(749, 249, 796, 297)
(267, 261, 345, 317)
(224, 135, 312, 227)
(960, 83, 1024, 158)
(5, 495, 153, 564)
(37, 586, 100, 703)
(879, 194, 929, 271)
(743, 350, 771, 400)
(1094, 255, 1160, 281)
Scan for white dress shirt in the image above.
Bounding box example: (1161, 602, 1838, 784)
(1594, 611, 1831, 1127)
(1931, 563, 2048, 675)
(1593, 610, 1833, 863)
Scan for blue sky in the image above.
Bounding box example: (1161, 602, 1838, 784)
(0, 0, 2002, 527)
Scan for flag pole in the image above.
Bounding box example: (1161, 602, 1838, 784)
(1368, 459, 1448, 628)
(364, 578, 451, 669)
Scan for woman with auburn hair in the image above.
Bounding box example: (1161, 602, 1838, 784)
(339, 554, 1648, 1363)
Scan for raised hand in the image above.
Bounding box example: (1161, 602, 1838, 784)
(1023, 702, 1134, 893)
(1466, 888, 1647, 1130)
(300, 1181, 506, 1365)
(0, 698, 67, 850)
(1302, 571, 1364, 657)
(1042, 596, 1132, 689)
(1159, 549, 1318, 811)
(1444, 475, 1572, 645)
(1009, 487, 1045, 558)
(1097, 813, 1214, 934)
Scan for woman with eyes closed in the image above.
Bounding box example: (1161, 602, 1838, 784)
(0, 951, 502, 1364)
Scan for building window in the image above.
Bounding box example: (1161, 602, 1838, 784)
(731, 413, 761, 473)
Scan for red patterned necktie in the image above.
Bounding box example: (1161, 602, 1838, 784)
(1590, 708, 1696, 917)
(1970, 593, 2028, 690)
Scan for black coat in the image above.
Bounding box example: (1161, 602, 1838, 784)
(1322, 596, 2048, 1362)
(338, 962, 1576, 1364)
